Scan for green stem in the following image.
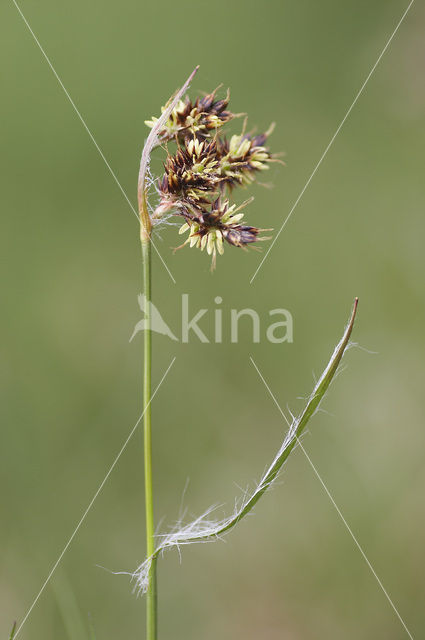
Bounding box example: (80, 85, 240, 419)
(142, 238, 157, 640)
(137, 68, 199, 638)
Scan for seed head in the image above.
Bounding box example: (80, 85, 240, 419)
(145, 78, 282, 269)
(155, 136, 223, 216)
(145, 88, 234, 144)
(176, 197, 270, 270)
(218, 125, 279, 188)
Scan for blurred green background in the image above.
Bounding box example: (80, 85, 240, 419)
(1, 0, 424, 638)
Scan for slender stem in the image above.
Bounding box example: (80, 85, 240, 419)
(136, 67, 199, 639)
(142, 237, 157, 640)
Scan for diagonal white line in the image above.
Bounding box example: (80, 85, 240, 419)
(250, 0, 415, 284)
(294, 440, 414, 639)
(11, 0, 176, 285)
(14, 357, 176, 639)
(250, 357, 414, 640)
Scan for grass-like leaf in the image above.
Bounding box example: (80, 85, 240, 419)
(133, 298, 358, 594)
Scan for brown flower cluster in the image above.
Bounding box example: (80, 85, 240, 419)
(145, 87, 282, 269)
(145, 87, 233, 143)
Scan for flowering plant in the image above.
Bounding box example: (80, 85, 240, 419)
(135, 67, 357, 640)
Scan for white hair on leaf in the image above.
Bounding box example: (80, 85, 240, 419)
(131, 299, 358, 595)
